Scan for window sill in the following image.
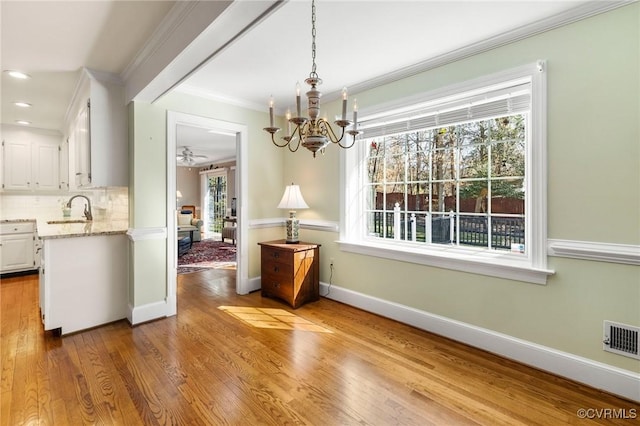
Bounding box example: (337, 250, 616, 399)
(337, 239, 554, 285)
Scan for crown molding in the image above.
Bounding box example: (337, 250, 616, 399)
(173, 84, 266, 113)
(120, 1, 201, 83)
(322, 1, 637, 102)
(122, 1, 634, 111)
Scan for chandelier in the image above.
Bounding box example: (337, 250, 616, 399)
(264, 0, 361, 157)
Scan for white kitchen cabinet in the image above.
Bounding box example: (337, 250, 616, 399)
(2, 139, 31, 190)
(2, 128, 61, 192)
(32, 142, 60, 191)
(39, 234, 128, 335)
(59, 137, 70, 190)
(67, 68, 127, 189)
(0, 222, 36, 273)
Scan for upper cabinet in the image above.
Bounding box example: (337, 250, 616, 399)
(66, 69, 128, 189)
(1, 128, 61, 192)
(59, 137, 69, 191)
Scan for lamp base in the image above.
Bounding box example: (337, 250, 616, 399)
(284, 211, 300, 244)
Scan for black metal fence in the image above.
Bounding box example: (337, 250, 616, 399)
(370, 212, 524, 250)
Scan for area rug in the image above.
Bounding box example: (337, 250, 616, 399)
(178, 239, 236, 274)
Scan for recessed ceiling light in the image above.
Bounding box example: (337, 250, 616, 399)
(15, 120, 31, 125)
(4, 70, 31, 80)
(14, 102, 32, 108)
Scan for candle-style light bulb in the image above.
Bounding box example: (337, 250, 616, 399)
(285, 108, 292, 135)
(295, 82, 301, 117)
(353, 98, 358, 129)
(341, 87, 348, 120)
(269, 96, 275, 127)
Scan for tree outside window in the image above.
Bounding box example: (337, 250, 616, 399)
(365, 115, 526, 252)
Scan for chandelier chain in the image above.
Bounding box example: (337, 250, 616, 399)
(263, 0, 361, 157)
(309, 0, 318, 79)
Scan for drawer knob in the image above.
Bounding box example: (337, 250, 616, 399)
(273, 266, 279, 273)
(272, 252, 280, 258)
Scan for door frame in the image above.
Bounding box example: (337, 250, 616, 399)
(166, 111, 250, 315)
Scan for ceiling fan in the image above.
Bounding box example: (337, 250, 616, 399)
(177, 146, 207, 166)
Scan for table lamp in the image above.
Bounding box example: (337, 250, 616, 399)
(277, 184, 309, 243)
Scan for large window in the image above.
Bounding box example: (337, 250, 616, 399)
(365, 116, 526, 251)
(340, 63, 553, 284)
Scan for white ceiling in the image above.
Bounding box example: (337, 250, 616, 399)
(1, 0, 625, 164)
(1, 0, 176, 130)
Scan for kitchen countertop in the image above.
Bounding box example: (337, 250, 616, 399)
(1, 218, 129, 239)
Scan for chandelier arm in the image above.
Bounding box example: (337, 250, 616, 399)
(337, 134, 358, 149)
(318, 119, 346, 144)
(269, 131, 291, 148)
(287, 123, 304, 152)
(288, 140, 301, 152)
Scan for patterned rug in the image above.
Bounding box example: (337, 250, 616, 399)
(178, 239, 236, 274)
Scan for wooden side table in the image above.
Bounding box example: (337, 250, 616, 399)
(258, 240, 320, 308)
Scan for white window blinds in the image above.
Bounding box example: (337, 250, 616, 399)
(358, 78, 531, 139)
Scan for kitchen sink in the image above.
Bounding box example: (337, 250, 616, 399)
(46, 219, 90, 224)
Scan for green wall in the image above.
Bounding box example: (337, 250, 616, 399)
(284, 4, 640, 371)
(129, 4, 639, 373)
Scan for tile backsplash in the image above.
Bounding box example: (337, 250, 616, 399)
(0, 187, 128, 222)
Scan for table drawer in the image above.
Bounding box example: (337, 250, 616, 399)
(261, 271, 293, 301)
(262, 260, 290, 276)
(261, 246, 293, 266)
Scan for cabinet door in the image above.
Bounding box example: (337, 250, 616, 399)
(74, 102, 91, 187)
(3, 140, 31, 190)
(59, 138, 69, 189)
(0, 234, 35, 272)
(32, 142, 60, 191)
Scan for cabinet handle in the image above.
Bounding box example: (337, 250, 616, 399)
(272, 282, 280, 288)
(272, 252, 280, 259)
(273, 266, 279, 273)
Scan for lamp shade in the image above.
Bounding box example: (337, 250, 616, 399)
(277, 184, 309, 210)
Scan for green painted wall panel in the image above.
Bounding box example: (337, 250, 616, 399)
(127, 5, 639, 373)
(284, 5, 639, 372)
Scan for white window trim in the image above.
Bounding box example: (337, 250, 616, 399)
(339, 61, 554, 285)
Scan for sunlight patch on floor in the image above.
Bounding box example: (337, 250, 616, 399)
(219, 306, 332, 333)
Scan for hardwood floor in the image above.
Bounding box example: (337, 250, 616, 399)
(2, 271, 638, 425)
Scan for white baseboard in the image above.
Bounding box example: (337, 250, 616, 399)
(319, 281, 640, 402)
(246, 276, 262, 294)
(128, 299, 170, 325)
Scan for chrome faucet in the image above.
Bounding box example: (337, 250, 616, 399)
(67, 195, 93, 221)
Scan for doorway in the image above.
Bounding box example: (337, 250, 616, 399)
(202, 169, 228, 239)
(166, 111, 251, 317)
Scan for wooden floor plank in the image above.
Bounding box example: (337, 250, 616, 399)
(1, 270, 638, 425)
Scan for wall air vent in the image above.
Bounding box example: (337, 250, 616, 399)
(603, 321, 640, 360)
